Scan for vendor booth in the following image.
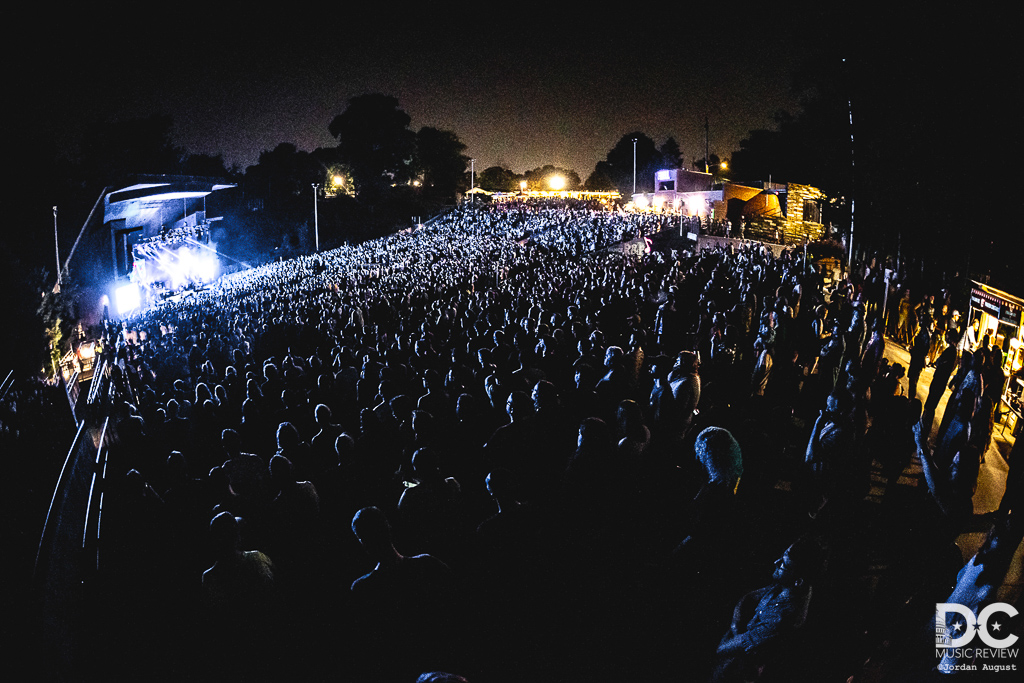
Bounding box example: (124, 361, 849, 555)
(967, 281, 1023, 439)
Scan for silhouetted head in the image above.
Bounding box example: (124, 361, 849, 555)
(506, 391, 532, 422)
(773, 536, 825, 586)
(694, 426, 743, 485)
(675, 350, 699, 375)
(416, 673, 469, 683)
(351, 506, 395, 560)
(334, 433, 355, 465)
(531, 380, 558, 414)
(166, 451, 188, 483)
(484, 468, 518, 502)
(269, 454, 294, 488)
(276, 422, 300, 450)
(209, 511, 243, 557)
(603, 345, 624, 369)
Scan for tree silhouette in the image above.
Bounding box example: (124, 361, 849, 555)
(414, 126, 469, 201)
(584, 168, 617, 192)
(594, 133, 661, 196)
(328, 94, 416, 198)
(659, 137, 683, 169)
(478, 166, 520, 192)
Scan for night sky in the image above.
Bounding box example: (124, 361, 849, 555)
(31, 11, 835, 177)
(15, 10, 1012, 288)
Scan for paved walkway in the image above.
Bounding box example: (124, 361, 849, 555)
(882, 337, 1021, 601)
(881, 337, 1013, 517)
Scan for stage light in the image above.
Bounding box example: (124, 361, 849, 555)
(549, 175, 566, 191)
(116, 283, 140, 315)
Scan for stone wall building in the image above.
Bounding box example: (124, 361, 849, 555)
(633, 169, 827, 245)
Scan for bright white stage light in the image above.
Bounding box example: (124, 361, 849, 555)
(116, 283, 140, 315)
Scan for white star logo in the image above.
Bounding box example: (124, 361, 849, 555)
(952, 621, 963, 633)
(991, 622, 1002, 632)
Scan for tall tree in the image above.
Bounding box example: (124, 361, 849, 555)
(414, 126, 469, 201)
(328, 94, 416, 198)
(478, 166, 520, 192)
(182, 152, 231, 178)
(242, 143, 325, 253)
(659, 137, 684, 169)
(584, 168, 617, 192)
(594, 133, 661, 196)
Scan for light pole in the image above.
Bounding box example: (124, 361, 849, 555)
(53, 206, 61, 291)
(844, 58, 856, 273)
(311, 183, 320, 252)
(470, 159, 476, 204)
(632, 137, 637, 196)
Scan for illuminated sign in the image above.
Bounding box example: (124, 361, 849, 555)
(971, 288, 1023, 326)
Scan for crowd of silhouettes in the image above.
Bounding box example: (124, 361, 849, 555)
(82, 200, 1020, 682)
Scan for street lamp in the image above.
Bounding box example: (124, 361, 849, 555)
(311, 183, 320, 252)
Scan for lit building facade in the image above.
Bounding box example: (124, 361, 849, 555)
(632, 168, 827, 245)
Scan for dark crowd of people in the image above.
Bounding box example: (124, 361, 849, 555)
(77, 201, 1020, 682)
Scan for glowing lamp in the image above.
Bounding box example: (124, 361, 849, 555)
(549, 175, 566, 191)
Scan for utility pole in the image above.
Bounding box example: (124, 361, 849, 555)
(704, 117, 710, 174)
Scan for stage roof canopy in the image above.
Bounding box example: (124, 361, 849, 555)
(104, 176, 235, 228)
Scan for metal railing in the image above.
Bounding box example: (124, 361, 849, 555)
(0, 369, 13, 401)
(32, 345, 119, 678)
